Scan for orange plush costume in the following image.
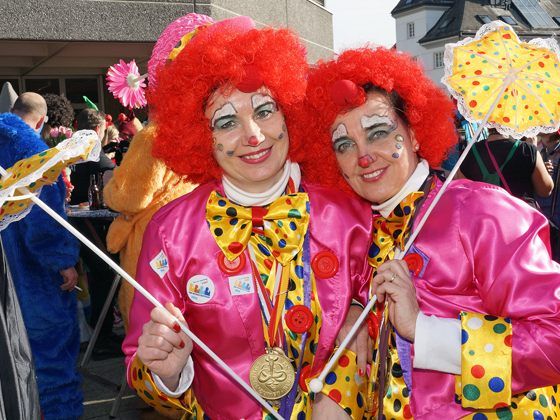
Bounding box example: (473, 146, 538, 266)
(104, 123, 195, 330)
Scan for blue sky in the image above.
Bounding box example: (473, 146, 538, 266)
(325, 0, 400, 52)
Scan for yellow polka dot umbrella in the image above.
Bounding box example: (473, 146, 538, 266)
(443, 20, 560, 139)
(0, 130, 100, 230)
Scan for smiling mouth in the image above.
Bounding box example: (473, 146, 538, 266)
(361, 167, 386, 181)
(239, 146, 272, 163)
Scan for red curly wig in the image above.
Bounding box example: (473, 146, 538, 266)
(149, 21, 308, 184)
(296, 47, 458, 193)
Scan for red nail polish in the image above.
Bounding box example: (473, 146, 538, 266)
(359, 369, 365, 377)
(179, 340, 185, 349)
(173, 323, 181, 333)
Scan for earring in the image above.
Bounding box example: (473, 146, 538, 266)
(414, 144, 420, 151)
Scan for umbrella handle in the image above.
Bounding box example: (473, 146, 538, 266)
(0, 166, 283, 420)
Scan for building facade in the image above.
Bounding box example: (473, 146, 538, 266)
(0, 0, 332, 116)
(392, 0, 560, 85)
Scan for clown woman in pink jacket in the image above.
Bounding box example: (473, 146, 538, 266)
(299, 47, 560, 419)
(123, 16, 374, 419)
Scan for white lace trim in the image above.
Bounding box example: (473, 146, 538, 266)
(442, 20, 560, 140)
(0, 130, 101, 231)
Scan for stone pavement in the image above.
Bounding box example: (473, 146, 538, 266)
(81, 350, 166, 419)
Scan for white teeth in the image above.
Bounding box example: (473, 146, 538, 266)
(363, 169, 383, 179)
(243, 149, 269, 160)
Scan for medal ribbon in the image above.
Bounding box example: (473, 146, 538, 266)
(249, 245, 291, 348)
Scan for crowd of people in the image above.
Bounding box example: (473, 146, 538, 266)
(0, 11, 559, 420)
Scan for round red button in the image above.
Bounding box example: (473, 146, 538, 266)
(299, 364, 312, 392)
(218, 252, 246, 275)
(311, 251, 339, 279)
(403, 253, 423, 276)
(285, 305, 314, 334)
(367, 312, 379, 340)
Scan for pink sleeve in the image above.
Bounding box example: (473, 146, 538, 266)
(458, 185, 560, 393)
(122, 218, 184, 379)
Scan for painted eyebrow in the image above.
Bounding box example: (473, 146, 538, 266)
(211, 102, 237, 128)
(331, 123, 349, 143)
(360, 115, 395, 129)
(251, 94, 276, 110)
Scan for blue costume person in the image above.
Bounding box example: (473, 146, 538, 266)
(0, 113, 82, 419)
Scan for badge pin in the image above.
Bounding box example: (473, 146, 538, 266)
(186, 275, 215, 304)
(229, 274, 254, 296)
(150, 250, 169, 279)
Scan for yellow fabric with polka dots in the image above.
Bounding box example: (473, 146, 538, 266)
(458, 311, 560, 419)
(458, 311, 512, 408)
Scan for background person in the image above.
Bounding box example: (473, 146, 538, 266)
(0, 92, 82, 419)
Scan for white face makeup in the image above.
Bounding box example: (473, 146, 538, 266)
(205, 86, 289, 194)
(211, 103, 237, 129)
(330, 91, 419, 204)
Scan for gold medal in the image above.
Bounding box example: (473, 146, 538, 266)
(249, 347, 295, 400)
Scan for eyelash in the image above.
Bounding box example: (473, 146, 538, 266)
(333, 139, 356, 154)
(212, 104, 276, 130)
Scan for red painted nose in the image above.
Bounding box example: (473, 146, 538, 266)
(358, 155, 373, 168)
(248, 136, 260, 146)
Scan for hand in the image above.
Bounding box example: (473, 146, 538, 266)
(335, 305, 371, 377)
(371, 260, 419, 342)
(545, 160, 554, 175)
(59, 267, 78, 291)
(137, 302, 193, 390)
(312, 393, 351, 419)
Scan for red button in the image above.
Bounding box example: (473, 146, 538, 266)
(285, 305, 314, 334)
(403, 253, 423, 276)
(218, 252, 246, 275)
(299, 364, 312, 392)
(311, 251, 339, 279)
(367, 313, 379, 340)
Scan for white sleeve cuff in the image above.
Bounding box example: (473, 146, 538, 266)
(152, 356, 194, 397)
(413, 312, 461, 375)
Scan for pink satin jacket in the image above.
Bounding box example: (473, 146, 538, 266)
(407, 179, 560, 418)
(123, 180, 372, 418)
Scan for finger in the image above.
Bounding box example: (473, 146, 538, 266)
(149, 322, 185, 349)
(355, 326, 368, 376)
(165, 302, 191, 346)
(137, 346, 171, 364)
(367, 336, 373, 364)
(139, 333, 175, 354)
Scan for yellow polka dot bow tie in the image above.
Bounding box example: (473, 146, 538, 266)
(368, 191, 424, 270)
(206, 191, 310, 266)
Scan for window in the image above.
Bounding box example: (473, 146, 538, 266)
(434, 51, 444, 69)
(24, 78, 60, 94)
(65, 78, 98, 105)
(476, 15, 493, 24)
(500, 15, 518, 25)
(553, 17, 560, 26)
(407, 22, 415, 39)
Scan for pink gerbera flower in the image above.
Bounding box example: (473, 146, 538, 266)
(106, 59, 147, 109)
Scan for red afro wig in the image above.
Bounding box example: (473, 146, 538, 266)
(149, 23, 308, 184)
(296, 47, 458, 192)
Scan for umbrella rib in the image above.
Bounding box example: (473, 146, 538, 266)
(463, 48, 505, 69)
(520, 74, 560, 89)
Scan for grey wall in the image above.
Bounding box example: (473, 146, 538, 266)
(0, 0, 332, 61)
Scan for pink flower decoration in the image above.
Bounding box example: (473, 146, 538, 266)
(106, 59, 147, 109)
(50, 127, 59, 138)
(64, 127, 72, 138)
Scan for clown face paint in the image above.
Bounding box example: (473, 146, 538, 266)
(330, 91, 419, 204)
(205, 86, 289, 193)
